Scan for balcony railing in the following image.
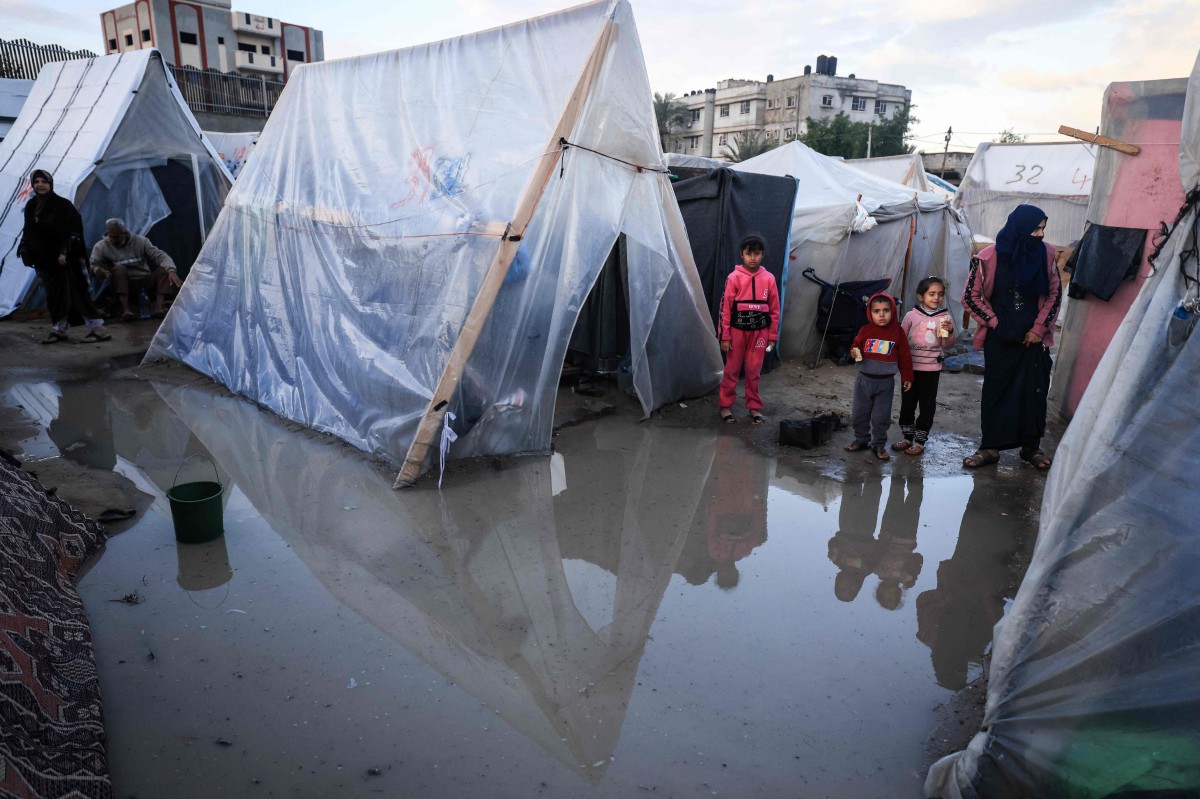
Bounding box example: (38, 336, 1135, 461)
(168, 63, 285, 116)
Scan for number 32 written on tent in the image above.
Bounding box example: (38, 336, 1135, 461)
(1006, 164, 1044, 185)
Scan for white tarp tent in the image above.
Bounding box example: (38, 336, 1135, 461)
(845, 153, 932, 192)
(953, 141, 1095, 246)
(732, 141, 972, 360)
(0, 78, 34, 142)
(0, 50, 231, 316)
(148, 0, 723, 473)
(927, 51, 1200, 799)
(204, 131, 259, 179)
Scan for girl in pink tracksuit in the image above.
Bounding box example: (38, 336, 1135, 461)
(718, 236, 780, 425)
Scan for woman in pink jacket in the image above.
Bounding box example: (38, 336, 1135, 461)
(962, 205, 1062, 470)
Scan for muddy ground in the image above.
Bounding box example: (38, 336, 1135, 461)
(0, 314, 1048, 796)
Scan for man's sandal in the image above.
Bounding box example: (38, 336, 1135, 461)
(750, 411, 765, 425)
(892, 439, 913, 452)
(873, 446, 890, 461)
(720, 410, 736, 424)
(39, 331, 68, 344)
(1020, 447, 1052, 470)
(905, 442, 926, 456)
(83, 330, 111, 342)
(963, 449, 1000, 468)
(845, 441, 869, 452)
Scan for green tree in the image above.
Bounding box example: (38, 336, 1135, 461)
(653, 92, 688, 150)
(994, 127, 1027, 143)
(720, 130, 776, 163)
(799, 106, 918, 159)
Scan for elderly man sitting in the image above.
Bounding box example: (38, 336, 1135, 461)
(89, 218, 183, 320)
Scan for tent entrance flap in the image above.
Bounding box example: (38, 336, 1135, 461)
(568, 237, 631, 377)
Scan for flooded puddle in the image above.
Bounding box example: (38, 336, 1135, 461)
(2, 377, 1040, 798)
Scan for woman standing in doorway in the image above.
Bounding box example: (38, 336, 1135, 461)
(961, 205, 1061, 470)
(18, 169, 109, 343)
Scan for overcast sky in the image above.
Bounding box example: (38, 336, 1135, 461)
(6, 0, 1198, 152)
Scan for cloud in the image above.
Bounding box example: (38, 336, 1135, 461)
(0, 0, 94, 33)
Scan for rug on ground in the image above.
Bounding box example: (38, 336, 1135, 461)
(1, 460, 111, 799)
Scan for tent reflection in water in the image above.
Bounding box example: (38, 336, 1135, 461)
(148, 0, 722, 477)
(0, 49, 231, 315)
(926, 50, 1200, 799)
(154, 379, 718, 780)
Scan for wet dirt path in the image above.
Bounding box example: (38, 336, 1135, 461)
(1, 374, 1043, 798)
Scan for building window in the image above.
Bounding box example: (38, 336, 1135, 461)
(786, 95, 796, 108)
(719, 104, 730, 118)
(267, 18, 273, 28)
(875, 100, 887, 115)
(852, 97, 866, 112)
(244, 13, 251, 24)
(218, 36, 225, 44)
(237, 42, 256, 53)
(690, 109, 700, 122)
(688, 136, 700, 150)
(739, 101, 750, 115)
(718, 133, 727, 146)
(124, 33, 134, 46)
(179, 31, 197, 45)
(287, 48, 305, 61)
(821, 95, 833, 107)
(784, 127, 794, 138)
(141, 29, 151, 42)
(260, 45, 269, 54)
(108, 38, 117, 51)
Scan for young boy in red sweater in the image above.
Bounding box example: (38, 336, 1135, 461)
(718, 235, 780, 424)
(845, 293, 912, 460)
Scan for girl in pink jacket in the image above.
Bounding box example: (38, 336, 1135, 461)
(718, 236, 780, 424)
(894, 277, 957, 455)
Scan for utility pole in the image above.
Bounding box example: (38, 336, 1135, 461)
(940, 126, 952, 179)
(867, 123, 873, 158)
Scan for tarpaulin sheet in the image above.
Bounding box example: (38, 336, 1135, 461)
(147, 0, 722, 464)
(953, 141, 1095, 247)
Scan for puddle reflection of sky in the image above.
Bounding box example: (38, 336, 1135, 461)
(4, 377, 1034, 798)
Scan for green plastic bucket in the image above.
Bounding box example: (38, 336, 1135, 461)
(167, 455, 224, 544)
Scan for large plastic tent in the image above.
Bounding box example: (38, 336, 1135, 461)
(148, 0, 723, 476)
(926, 51, 1200, 799)
(953, 141, 1095, 247)
(1048, 77, 1189, 424)
(732, 141, 972, 360)
(845, 153, 932, 192)
(0, 50, 231, 316)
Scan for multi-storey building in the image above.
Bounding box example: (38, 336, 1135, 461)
(669, 55, 911, 159)
(99, 0, 323, 80)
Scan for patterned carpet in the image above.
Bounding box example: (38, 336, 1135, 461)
(1, 461, 111, 799)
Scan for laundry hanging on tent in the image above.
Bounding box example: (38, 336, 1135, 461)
(1067, 224, 1147, 300)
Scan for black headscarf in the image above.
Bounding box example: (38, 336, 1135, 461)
(996, 204, 1050, 297)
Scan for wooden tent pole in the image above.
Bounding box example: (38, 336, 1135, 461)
(394, 15, 617, 488)
(1057, 125, 1141, 156)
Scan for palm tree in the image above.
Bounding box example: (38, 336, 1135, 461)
(653, 92, 688, 151)
(720, 130, 775, 163)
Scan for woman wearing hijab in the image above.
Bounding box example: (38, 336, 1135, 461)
(961, 205, 1061, 470)
(18, 169, 110, 343)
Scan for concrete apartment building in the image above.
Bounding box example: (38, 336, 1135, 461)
(99, 0, 323, 80)
(670, 55, 911, 159)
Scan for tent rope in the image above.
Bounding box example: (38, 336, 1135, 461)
(558, 138, 670, 175)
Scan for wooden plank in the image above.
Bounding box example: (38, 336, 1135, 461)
(1058, 125, 1141, 156)
(394, 14, 617, 488)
